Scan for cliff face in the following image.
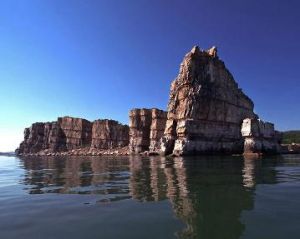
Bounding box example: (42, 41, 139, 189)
(17, 45, 281, 156)
(129, 108, 167, 153)
(129, 109, 152, 153)
(58, 117, 92, 150)
(17, 117, 129, 155)
(160, 46, 278, 155)
(91, 119, 129, 149)
(149, 109, 167, 152)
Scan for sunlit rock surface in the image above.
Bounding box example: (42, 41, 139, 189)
(16, 116, 129, 155)
(241, 118, 281, 154)
(17, 45, 281, 156)
(91, 119, 129, 149)
(129, 108, 167, 153)
(159, 46, 282, 155)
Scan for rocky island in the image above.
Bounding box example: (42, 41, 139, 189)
(16, 46, 282, 157)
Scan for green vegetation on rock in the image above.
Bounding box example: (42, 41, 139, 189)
(282, 131, 300, 144)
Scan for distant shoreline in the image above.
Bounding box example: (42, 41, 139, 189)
(0, 152, 15, 157)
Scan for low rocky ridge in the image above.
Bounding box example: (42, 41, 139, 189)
(17, 46, 283, 156)
(17, 117, 129, 156)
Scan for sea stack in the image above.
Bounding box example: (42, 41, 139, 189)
(160, 46, 281, 155)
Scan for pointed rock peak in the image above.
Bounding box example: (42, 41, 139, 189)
(190, 45, 200, 54)
(207, 46, 218, 57)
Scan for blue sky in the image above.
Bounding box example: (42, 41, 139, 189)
(0, 0, 299, 151)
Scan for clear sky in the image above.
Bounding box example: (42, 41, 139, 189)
(0, 0, 299, 151)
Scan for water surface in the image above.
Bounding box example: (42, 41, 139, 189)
(0, 154, 300, 239)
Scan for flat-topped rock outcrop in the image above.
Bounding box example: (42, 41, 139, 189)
(16, 116, 129, 155)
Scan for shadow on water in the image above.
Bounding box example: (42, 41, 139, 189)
(18, 154, 300, 239)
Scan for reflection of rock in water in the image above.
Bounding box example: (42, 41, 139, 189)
(129, 156, 159, 201)
(21, 156, 131, 199)
(175, 156, 254, 239)
(21, 155, 280, 239)
(129, 156, 280, 239)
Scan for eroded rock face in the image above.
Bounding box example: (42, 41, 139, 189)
(149, 109, 167, 152)
(241, 118, 281, 154)
(17, 45, 281, 156)
(16, 116, 129, 155)
(129, 108, 167, 153)
(17, 123, 47, 154)
(161, 46, 258, 155)
(129, 109, 152, 153)
(58, 117, 92, 150)
(91, 119, 129, 149)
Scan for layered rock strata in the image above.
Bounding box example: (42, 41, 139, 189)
(129, 108, 167, 153)
(17, 45, 281, 156)
(160, 46, 278, 155)
(149, 109, 167, 152)
(16, 116, 129, 155)
(91, 119, 129, 149)
(58, 117, 92, 150)
(241, 118, 281, 154)
(129, 109, 152, 153)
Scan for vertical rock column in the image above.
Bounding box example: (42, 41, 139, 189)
(129, 109, 152, 153)
(129, 108, 167, 154)
(149, 109, 167, 152)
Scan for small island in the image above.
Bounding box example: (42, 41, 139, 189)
(16, 46, 282, 157)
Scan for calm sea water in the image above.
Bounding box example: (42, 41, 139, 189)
(0, 155, 300, 239)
